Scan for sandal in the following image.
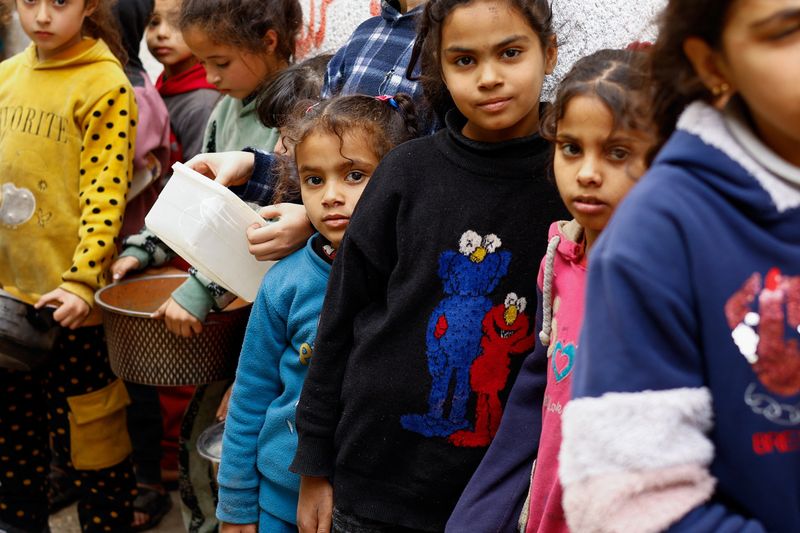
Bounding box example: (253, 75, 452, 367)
(131, 485, 172, 532)
(48, 465, 80, 514)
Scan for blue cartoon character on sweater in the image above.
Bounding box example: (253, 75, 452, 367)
(402, 230, 511, 437)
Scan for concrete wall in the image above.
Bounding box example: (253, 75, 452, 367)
(295, 0, 668, 97)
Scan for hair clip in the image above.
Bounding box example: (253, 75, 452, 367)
(375, 95, 399, 109)
(305, 102, 320, 114)
(626, 41, 653, 51)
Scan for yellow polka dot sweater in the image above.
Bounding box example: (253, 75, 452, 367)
(0, 38, 137, 306)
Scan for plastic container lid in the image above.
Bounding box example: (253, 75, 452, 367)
(145, 162, 274, 302)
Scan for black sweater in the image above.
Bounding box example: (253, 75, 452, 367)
(291, 111, 567, 531)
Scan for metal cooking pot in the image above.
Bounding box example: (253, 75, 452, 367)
(0, 290, 60, 371)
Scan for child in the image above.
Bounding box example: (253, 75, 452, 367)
(559, 1, 800, 531)
(224, 52, 333, 206)
(217, 93, 418, 533)
(0, 0, 137, 530)
(147, 0, 219, 165)
(117, 0, 302, 336)
(0, 0, 9, 60)
(291, 0, 566, 531)
(323, 0, 431, 129)
(446, 47, 656, 533)
(114, 0, 171, 238)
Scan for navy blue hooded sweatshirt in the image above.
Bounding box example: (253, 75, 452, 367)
(556, 101, 800, 533)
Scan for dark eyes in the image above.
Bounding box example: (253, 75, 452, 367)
(345, 171, 366, 183)
(560, 143, 581, 157)
(769, 24, 800, 40)
(304, 176, 323, 186)
(607, 148, 630, 161)
(454, 49, 522, 67)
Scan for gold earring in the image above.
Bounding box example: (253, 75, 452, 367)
(711, 82, 730, 96)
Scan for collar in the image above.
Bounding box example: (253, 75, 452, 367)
(311, 234, 336, 265)
(676, 101, 800, 213)
(381, 0, 423, 23)
(436, 107, 552, 180)
(156, 63, 217, 96)
(723, 98, 800, 191)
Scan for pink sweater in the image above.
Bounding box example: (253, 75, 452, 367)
(526, 220, 586, 533)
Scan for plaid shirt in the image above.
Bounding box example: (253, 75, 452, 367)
(321, 0, 423, 101)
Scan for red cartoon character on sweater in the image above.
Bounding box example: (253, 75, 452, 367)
(450, 293, 535, 447)
(726, 267, 800, 397)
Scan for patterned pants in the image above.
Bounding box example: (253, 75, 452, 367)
(0, 326, 136, 532)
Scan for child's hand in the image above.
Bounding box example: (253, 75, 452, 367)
(35, 288, 90, 329)
(110, 256, 141, 281)
(216, 384, 233, 422)
(184, 151, 255, 188)
(247, 203, 314, 261)
(152, 297, 203, 338)
(220, 523, 257, 533)
(297, 475, 333, 533)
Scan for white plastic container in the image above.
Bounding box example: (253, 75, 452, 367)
(145, 162, 273, 302)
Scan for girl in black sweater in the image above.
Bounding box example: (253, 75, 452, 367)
(291, 0, 567, 531)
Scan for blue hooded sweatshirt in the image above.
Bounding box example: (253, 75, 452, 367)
(559, 101, 800, 533)
(216, 235, 331, 527)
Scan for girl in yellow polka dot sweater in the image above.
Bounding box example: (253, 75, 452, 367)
(0, 0, 138, 529)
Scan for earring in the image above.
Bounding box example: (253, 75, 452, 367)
(711, 82, 730, 96)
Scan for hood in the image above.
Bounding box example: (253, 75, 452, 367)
(538, 219, 584, 345)
(656, 101, 800, 223)
(113, 0, 153, 75)
(28, 37, 121, 71)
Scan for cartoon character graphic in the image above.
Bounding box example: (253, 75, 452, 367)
(449, 293, 534, 447)
(401, 230, 511, 437)
(726, 268, 800, 397)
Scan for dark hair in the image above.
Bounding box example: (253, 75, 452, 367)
(541, 48, 652, 141)
(272, 93, 419, 203)
(408, 0, 555, 120)
(85, 0, 128, 65)
(112, 0, 154, 82)
(649, 0, 735, 149)
(179, 0, 302, 62)
(256, 53, 332, 129)
(0, 0, 10, 61)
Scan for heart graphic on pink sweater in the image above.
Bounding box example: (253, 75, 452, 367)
(552, 341, 575, 382)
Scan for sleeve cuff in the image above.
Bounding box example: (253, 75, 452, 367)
(228, 147, 277, 204)
(170, 275, 215, 321)
(216, 486, 260, 525)
(289, 435, 335, 477)
(59, 281, 96, 308)
(118, 247, 151, 269)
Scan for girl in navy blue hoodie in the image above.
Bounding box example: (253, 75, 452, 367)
(559, 1, 800, 531)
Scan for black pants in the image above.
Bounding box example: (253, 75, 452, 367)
(332, 508, 437, 533)
(125, 382, 163, 486)
(0, 326, 136, 532)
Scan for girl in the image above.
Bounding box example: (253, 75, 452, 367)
(149, 0, 303, 334)
(147, 0, 220, 165)
(0, 0, 137, 530)
(446, 47, 656, 533)
(216, 93, 418, 533)
(114, 0, 302, 335)
(291, 0, 566, 531)
(559, 1, 800, 531)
